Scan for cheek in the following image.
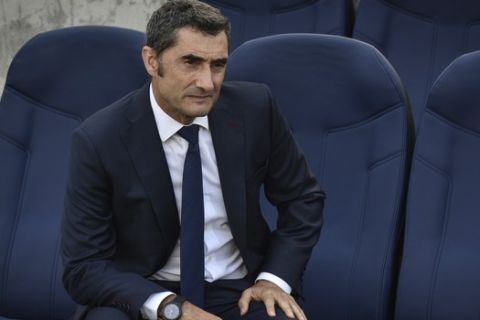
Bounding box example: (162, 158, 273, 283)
(213, 73, 225, 88)
(177, 74, 197, 90)
(167, 78, 188, 98)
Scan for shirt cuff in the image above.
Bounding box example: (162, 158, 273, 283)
(140, 291, 175, 320)
(256, 272, 292, 294)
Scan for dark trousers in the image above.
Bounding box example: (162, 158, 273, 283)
(83, 277, 292, 319)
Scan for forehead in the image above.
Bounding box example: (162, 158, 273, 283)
(168, 26, 228, 59)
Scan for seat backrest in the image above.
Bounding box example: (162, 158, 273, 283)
(202, 0, 354, 51)
(353, 0, 480, 129)
(395, 51, 480, 320)
(0, 26, 147, 319)
(226, 34, 413, 319)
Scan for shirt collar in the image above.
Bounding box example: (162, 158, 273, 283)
(149, 83, 209, 142)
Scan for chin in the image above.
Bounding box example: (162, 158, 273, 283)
(187, 104, 214, 117)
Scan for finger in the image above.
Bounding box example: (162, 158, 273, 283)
(263, 297, 276, 317)
(276, 297, 295, 319)
(290, 301, 307, 320)
(238, 289, 252, 316)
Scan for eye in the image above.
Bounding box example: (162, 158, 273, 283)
(212, 61, 227, 71)
(182, 55, 202, 66)
(184, 58, 195, 65)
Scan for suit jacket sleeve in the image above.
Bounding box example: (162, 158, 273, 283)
(61, 127, 164, 320)
(260, 87, 325, 291)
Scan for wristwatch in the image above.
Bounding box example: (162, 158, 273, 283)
(157, 295, 186, 320)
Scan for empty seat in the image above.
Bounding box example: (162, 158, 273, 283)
(226, 34, 413, 319)
(395, 51, 480, 320)
(0, 26, 147, 319)
(202, 0, 354, 51)
(353, 0, 480, 129)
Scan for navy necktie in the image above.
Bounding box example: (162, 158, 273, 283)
(177, 125, 204, 307)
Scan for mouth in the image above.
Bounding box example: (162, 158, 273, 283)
(186, 95, 213, 99)
(185, 95, 214, 103)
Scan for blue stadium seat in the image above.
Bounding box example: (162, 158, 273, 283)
(202, 0, 354, 51)
(226, 34, 413, 319)
(395, 51, 480, 320)
(0, 26, 147, 319)
(353, 0, 480, 129)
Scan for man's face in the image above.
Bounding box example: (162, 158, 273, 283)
(143, 27, 228, 124)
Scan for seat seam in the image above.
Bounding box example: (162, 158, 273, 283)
(426, 110, 480, 138)
(1, 151, 31, 313)
(375, 0, 434, 23)
(4, 86, 83, 122)
(0, 131, 28, 153)
(49, 233, 63, 319)
(413, 155, 452, 320)
(326, 102, 404, 134)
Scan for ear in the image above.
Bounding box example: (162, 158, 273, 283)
(142, 46, 160, 77)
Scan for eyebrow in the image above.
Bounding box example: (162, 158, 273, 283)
(181, 54, 228, 64)
(214, 58, 228, 65)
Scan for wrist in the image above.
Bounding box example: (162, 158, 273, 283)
(157, 295, 186, 320)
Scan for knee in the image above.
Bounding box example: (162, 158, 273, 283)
(84, 306, 130, 320)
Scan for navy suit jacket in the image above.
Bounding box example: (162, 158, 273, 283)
(62, 81, 324, 319)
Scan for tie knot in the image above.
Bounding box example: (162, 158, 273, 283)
(177, 124, 200, 146)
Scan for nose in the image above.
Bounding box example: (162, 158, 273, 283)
(195, 66, 215, 92)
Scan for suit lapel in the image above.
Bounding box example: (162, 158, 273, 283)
(121, 84, 179, 248)
(119, 84, 247, 257)
(209, 98, 247, 257)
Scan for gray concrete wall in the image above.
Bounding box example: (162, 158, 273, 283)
(0, 0, 167, 91)
(0, 0, 360, 92)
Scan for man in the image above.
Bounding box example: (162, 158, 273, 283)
(61, 1, 324, 319)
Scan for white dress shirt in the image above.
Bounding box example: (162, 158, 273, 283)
(141, 85, 291, 319)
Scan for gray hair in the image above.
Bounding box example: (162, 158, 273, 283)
(146, 0, 230, 57)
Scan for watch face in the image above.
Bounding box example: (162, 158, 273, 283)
(164, 304, 181, 319)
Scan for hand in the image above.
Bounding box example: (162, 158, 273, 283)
(180, 301, 222, 320)
(238, 280, 307, 320)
